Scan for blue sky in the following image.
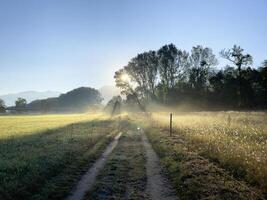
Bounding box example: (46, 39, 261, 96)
(0, 0, 266, 94)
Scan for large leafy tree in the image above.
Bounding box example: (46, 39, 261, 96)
(124, 51, 159, 100)
(114, 50, 159, 106)
(175, 50, 189, 84)
(158, 44, 178, 91)
(143, 51, 158, 98)
(220, 45, 253, 106)
(157, 44, 189, 103)
(114, 43, 267, 109)
(188, 45, 218, 92)
(114, 69, 146, 111)
(114, 68, 134, 96)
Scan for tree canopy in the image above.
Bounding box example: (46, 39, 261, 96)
(0, 99, 6, 113)
(114, 44, 267, 110)
(15, 98, 27, 108)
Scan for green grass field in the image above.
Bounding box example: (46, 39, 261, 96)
(0, 112, 266, 199)
(0, 113, 106, 139)
(0, 113, 122, 200)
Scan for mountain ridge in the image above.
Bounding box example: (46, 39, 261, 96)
(0, 91, 61, 106)
(0, 85, 121, 106)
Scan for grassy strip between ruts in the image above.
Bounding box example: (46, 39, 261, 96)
(86, 124, 148, 200)
(144, 125, 265, 200)
(0, 119, 122, 200)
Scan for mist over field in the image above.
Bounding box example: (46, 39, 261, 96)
(0, 0, 267, 200)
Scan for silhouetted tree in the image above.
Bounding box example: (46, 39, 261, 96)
(220, 45, 253, 107)
(120, 51, 159, 100)
(157, 44, 179, 103)
(209, 66, 239, 107)
(114, 68, 146, 112)
(15, 98, 27, 109)
(114, 69, 133, 96)
(188, 46, 218, 93)
(143, 51, 158, 99)
(126, 54, 151, 99)
(105, 96, 122, 116)
(258, 61, 267, 105)
(0, 99, 6, 113)
(114, 43, 266, 110)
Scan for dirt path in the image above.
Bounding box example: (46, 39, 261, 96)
(140, 128, 178, 200)
(85, 130, 148, 200)
(67, 127, 178, 200)
(65, 132, 122, 200)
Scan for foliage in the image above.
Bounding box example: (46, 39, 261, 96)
(0, 99, 6, 113)
(148, 112, 267, 194)
(188, 45, 217, 92)
(220, 45, 253, 107)
(0, 113, 119, 199)
(104, 95, 122, 116)
(114, 43, 267, 109)
(27, 87, 102, 112)
(15, 97, 27, 108)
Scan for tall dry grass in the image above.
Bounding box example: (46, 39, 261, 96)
(151, 111, 267, 190)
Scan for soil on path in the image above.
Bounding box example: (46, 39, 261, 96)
(67, 126, 179, 200)
(86, 129, 148, 200)
(65, 132, 122, 200)
(140, 128, 178, 200)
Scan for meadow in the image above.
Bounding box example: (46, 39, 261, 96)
(0, 113, 106, 139)
(0, 113, 122, 200)
(142, 111, 267, 197)
(0, 112, 266, 199)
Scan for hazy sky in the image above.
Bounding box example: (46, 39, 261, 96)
(0, 0, 266, 94)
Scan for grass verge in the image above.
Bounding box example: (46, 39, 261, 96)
(148, 112, 267, 195)
(144, 125, 265, 200)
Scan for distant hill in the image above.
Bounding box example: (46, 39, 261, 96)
(99, 85, 121, 104)
(27, 87, 102, 112)
(1, 86, 121, 107)
(0, 91, 61, 106)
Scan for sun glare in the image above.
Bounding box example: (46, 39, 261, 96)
(121, 74, 130, 82)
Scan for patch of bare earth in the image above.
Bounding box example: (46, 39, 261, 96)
(85, 130, 148, 200)
(141, 129, 178, 200)
(65, 132, 122, 200)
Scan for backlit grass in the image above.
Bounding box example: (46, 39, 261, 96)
(0, 113, 107, 139)
(150, 112, 267, 193)
(0, 113, 120, 200)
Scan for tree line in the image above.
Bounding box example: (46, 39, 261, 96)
(0, 87, 102, 113)
(0, 98, 27, 113)
(114, 44, 267, 109)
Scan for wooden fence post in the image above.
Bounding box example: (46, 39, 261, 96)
(170, 113, 172, 137)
